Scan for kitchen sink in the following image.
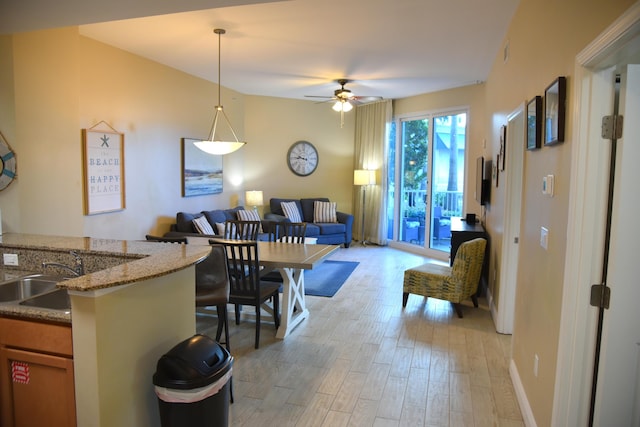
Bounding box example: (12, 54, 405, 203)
(19, 288, 70, 311)
(0, 275, 60, 303)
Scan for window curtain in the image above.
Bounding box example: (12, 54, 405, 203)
(354, 99, 392, 245)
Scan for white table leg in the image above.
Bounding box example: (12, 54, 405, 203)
(276, 267, 309, 339)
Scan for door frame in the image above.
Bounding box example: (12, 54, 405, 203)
(553, 3, 640, 425)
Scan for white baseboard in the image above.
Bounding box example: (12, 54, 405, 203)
(486, 287, 498, 329)
(510, 359, 538, 427)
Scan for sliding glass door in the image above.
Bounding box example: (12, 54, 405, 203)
(387, 110, 466, 255)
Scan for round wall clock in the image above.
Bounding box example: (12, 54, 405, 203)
(287, 140, 318, 176)
(0, 134, 16, 191)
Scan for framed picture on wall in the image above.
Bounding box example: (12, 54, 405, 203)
(499, 125, 506, 171)
(181, 137, 223, 197)
(82, 126, 125, 215)
(544, 76, 566, 146)
(527, 96, 542, 150)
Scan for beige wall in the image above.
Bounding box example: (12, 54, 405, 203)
(244, 95, 356, 216)
(482, 0, 635, 425)
(0, 30, 353, 239)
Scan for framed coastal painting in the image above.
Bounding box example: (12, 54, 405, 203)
(181, 137, 223, 197)
(544, 76, 566, 146)
(82, 127, 125, 215)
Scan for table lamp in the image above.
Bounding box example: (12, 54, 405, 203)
(245, 190, 264, 214)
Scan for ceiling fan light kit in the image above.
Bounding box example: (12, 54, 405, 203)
(195, 28, 246, 156)
(306, 79, 381, 127)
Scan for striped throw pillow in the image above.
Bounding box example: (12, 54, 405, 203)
(192, 216, 215, 235)
(281, 201, 302, 222)
(314, 201, 337, 223)
(236, 209, 262, 232)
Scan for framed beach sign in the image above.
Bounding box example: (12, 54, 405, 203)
(82, 125, 125, 215)
(181, 137, 223, 197)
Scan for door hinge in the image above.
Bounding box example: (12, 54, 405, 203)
(601, 115, 623, 139)
(590, 284, 611, 309)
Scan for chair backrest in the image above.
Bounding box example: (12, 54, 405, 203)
(195, 244, 229, 306)
(451, 238, 487, 296)
(145, 235, 188, 244)
(268, 222, 307, 243)
(222, 240, 262, 301)
(225, 220, 260, 240)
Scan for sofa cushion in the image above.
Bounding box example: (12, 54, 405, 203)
(281, 201, 303, 222)
(300, 198, 330, 223)
(304, 223, 320, 237)
(314, 201, 337, 223)
(192, 216, 215, 235)
(176, 212, 204, 233)
(316, 222, 346, 235)
(201, 210, 227, 230)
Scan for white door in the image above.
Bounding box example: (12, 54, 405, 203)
(592, 63, 640, 426)
(492, 104, 525, 334)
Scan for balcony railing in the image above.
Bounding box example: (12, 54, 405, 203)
(401, 189, 463, 218)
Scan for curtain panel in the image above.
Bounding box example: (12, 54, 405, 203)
(354, 99, 392, 245)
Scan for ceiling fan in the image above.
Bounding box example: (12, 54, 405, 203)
(305, 79, 382, 127)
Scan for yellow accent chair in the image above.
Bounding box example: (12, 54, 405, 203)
(403, 237, 487, 318)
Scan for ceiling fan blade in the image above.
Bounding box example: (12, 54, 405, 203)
(304, 95, 335, 99)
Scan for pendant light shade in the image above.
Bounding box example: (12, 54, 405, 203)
(194, 28, 246, 155)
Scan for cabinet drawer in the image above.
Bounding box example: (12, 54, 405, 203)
(0, 317, 72, 356)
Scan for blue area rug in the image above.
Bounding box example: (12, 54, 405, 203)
(304, 260, 359, 297)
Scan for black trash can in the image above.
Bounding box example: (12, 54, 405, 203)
(153, 334, 233, 427)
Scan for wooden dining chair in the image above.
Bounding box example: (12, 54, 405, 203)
(195, 243, 234, 402)
(224, 220, 260, 240)
(268, 222, 307, 243)
(262, 222, 308, 283)
(221, 239, 280, 349)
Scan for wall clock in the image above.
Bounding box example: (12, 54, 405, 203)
(0, 133, 16, 191)
(287, 140, 318, 176)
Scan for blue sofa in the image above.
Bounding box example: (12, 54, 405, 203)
(164, 206, 275, 240)
(264, 197, 353, 248)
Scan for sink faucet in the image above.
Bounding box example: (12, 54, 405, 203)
(42, 250, 85, 277)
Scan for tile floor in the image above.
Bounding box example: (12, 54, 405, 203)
(196, 244, 524, 427)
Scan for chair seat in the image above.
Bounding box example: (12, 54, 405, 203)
(228, 282, 281, 304)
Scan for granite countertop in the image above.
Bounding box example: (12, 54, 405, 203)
(0, 233, 211, 323)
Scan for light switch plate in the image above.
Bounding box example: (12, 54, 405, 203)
(3, 253, 18, 266)
(540, 227, 549, 250)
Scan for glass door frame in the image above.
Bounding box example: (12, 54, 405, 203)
(388, 107, 468, 260)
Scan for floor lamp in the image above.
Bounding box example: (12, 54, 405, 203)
(354, 169, 376, 245)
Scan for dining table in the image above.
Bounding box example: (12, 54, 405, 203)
(189, 237, 340, 339)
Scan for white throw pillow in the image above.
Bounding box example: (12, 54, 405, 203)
(215, 222, 237, 238)
(192, 216, 214, 235)
(314, 201, 338, 223)
(281, 201, 302, 223)
(236, 209, 263, 232)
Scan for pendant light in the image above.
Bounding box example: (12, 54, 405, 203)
(194, 28, 246, 155)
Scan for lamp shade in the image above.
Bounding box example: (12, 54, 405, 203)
(245, 190, 264, 207)
(354, 169, 376, 186)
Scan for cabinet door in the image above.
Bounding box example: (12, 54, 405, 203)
(0, 347, 76, 427)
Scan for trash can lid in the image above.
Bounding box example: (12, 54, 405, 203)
(153, 334, 233, 390)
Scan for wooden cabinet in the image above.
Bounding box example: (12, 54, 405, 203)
(0, 317, 75, 427)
